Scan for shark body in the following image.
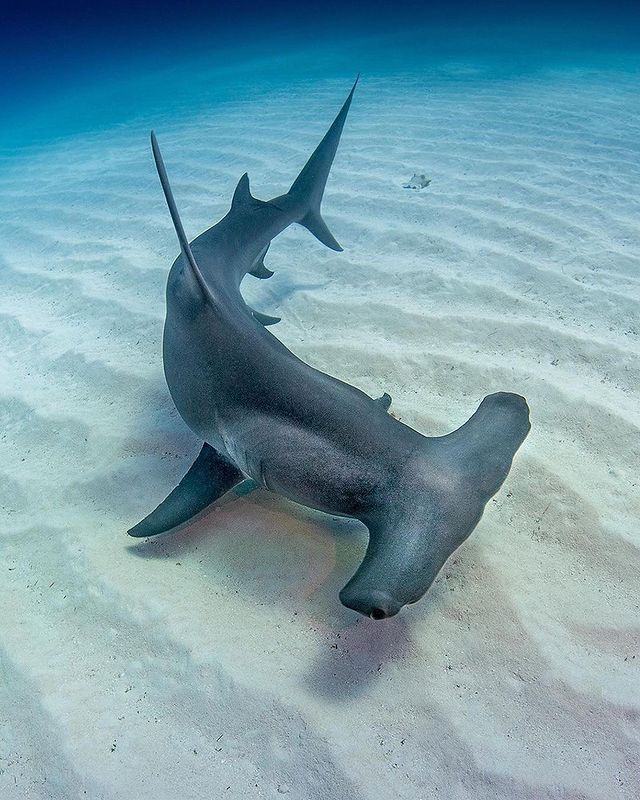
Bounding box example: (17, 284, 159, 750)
(129, 80, 531, 620)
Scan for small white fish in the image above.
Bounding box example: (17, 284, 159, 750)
(403, 172, 431, 190)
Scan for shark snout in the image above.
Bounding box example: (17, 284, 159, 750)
(339, 587, 404, 620)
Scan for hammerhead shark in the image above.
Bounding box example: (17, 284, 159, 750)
(128, 78, 531, 620)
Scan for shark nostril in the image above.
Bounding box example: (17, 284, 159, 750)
(340, 587, 402, 619)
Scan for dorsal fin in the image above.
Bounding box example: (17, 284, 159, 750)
(150, 131, 214, 303)
(232, 172, 255, 209)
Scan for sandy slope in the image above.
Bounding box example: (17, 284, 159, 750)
(1, 65, 639, 800)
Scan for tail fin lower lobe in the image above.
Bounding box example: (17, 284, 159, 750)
(287, 76, 359, 252)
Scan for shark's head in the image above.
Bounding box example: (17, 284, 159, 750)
(339, 392, 531, 620)
(338, 487, 483, 620)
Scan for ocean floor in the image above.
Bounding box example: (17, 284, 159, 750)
(1, 51, 639, 799)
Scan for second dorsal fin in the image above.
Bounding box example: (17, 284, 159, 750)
(232, 173, 256, 209)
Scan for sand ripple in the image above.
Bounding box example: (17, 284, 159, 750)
(0, 67, 639, 799)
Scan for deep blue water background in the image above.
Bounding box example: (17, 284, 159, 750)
(3, 1, 640, 152)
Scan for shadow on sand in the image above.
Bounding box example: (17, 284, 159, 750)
(109, 373, 421, 702)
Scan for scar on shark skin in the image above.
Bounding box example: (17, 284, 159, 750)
(128, 78, 531, 620)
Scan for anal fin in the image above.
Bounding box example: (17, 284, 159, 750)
(249, 243, 274, 279)
(250, 307, 281, 326)
(128, 443, 244, 538)
(250, 262, 274, 279)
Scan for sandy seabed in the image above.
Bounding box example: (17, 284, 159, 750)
(1, 65, 639, 799)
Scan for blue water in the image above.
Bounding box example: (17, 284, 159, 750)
(3, 2, 640, 152)
(2, 4, 640, 798)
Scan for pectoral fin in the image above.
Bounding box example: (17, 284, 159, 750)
(128, 443, 244, 538)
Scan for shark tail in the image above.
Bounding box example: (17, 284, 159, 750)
(287, 76, 359, 252)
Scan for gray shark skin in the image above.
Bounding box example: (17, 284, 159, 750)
(128, 79, 531, 620)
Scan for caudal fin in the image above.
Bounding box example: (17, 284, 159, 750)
(288, 76, 359, 252)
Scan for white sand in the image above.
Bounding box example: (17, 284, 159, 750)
(1, 66, 639, 799)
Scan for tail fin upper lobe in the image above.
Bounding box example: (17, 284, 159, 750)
(287, 76, 359, 251)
